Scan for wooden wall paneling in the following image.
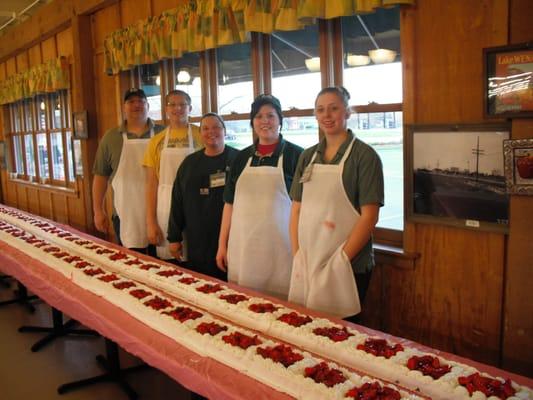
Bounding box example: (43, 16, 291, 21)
(74, 0, 120, 16)
(412, 0, 508, 124)
(0, 0, 72, 62)
(120, 0, 152, 27)
(27, 187, 40, 215)
(41, 36, 58, 62)
(38, 190, 52, 219)
(67, 185, 86, 229)
(51, 192, 69, 224)
(0, 62, 6, 80)
(71, 15, 97, 233)
(94, 54, 119, 137)
(406, 225, 505, 365)
(152, 0, 180, 16)
(6, 58, 16, 76)
(56, 27, 74, 58)
(28, 44, 43, 67)
(15, 52, 29, 73)
(91, 3, 121, 50)
(16, 185, 28, 211)
(6, 181, 17, 205)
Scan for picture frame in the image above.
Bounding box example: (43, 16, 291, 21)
(73, 110, 89, 139)
(503, 138, 533, 195)
(483, 42, 533, 118)
(405, 123, 510, 233)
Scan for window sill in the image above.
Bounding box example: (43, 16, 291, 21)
(374, 243, 419, 270)
(8, 177, 78, 197)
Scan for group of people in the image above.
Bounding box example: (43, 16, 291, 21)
(92, 86, 384, 324)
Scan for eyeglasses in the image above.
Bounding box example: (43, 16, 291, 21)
(166, 102, 190, 108)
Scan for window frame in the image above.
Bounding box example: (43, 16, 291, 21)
(116, 12, 404, 247)
(5, 90, 77, 190)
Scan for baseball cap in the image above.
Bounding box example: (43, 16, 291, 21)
(124, 88, 147, 102)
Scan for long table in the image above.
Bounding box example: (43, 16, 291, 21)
(1, 210, 531, 399)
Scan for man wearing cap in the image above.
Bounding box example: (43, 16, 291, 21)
(92, 88, 164, 250)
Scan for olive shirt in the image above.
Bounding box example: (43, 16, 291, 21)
(92, 119, 164, 180)
(223, 135, 303, 204)
(92, 118, 165, 215)
(142, 124, 202, 179)
(289, 130, 384, 273)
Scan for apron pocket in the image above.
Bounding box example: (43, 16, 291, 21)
(307, 243, 361, 318)
(288, 249, 307, 306)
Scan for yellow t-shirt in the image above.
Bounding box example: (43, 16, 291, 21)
(142, 124, 202, 178)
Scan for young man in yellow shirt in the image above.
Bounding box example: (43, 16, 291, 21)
(142, 90, 201, 259)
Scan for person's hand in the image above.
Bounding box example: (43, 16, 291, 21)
(147, 220, 164, 245)
(216, 245, 228, 272)
(168, 242, 182, 261)
(94, 210, 109, 233)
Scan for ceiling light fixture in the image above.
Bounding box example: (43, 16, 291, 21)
(305, 57, 321, 72)
(347, 54, 370, 67)
(177, 70, 191, 83)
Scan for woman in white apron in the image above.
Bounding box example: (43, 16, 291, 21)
(216, 95, 303, 298)
(144, 90, 199, 259)
(288, 86, 384, 320)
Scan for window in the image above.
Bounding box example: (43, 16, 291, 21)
(138, 62, 162, 121)
(341, 7, 403, 232)
(172, 53, 202, 117)
(216, 43, 254, 149)
(133, 5, 404, 243)
(6, 90, 75, 188)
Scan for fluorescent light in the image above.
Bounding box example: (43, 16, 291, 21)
(305, 57, 320, 72)
(177, 70, 191, 83)
(368, 49, 397, 64)
(347, 54, 370, 66)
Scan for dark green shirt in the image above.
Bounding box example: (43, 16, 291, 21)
(290, 131, 384, 273)
(168, 146, 238, 278)
(223, 135, 303, 204)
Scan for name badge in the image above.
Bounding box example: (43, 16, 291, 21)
(299, 163, 313, 183)
(200, 188, 209, 195)
(209, 171, 226, 188)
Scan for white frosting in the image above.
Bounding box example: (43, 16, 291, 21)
(1, 207, 531, 400)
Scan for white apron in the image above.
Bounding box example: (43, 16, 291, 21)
(227, 153, 292, 298)
(288, 138, 361, 318)
(156, 126, 194, 259)
(112, 130, 153, 249)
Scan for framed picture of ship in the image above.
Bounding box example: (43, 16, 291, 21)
(503, 138, 533, 195)
(405, 123, 510, 233)
(484, 42, 533, 118)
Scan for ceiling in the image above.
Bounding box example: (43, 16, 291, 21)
(0, 0, 52, 37)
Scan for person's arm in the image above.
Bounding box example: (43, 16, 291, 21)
(216, 203, 233, 271)
(145, 166, 164, 245)
(289, 201, 301, 255)
(342, 204, 380, 260)
(92, 174, 110, 233)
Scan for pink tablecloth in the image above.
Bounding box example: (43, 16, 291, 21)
(1, 207, 531, 398)
(0, 241, 292, 400)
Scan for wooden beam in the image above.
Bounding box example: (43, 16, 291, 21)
(73, 0, 119, 16)
(0, 0, 73, 62)
(70, 14, 98, 232)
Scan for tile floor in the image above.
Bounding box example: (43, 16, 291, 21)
(0, 278, 194, 400)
